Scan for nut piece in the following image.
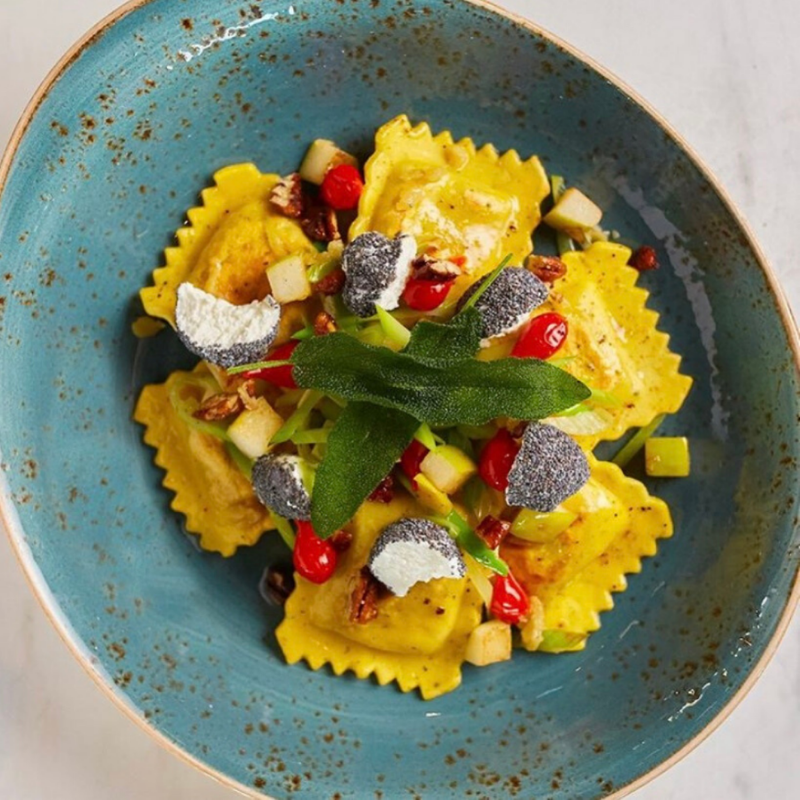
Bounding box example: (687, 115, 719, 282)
(412, 254, 463, 281)
(329, 529, 353, 553)
(525, 254, 567, 283)
(269, 173, 305, 219)
(629, 245, 659, 271)
(350, 567, 381, 624)
(475, 515, 512, 549)
(313, 311, 338, 337)
(313, 267, 346, 295)
(301, 203, 340, 242)
(192, 391, 245, 421)
(261, 564, 296, 606)
(368, 474, 395, 503)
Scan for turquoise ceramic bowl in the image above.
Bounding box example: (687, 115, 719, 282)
(1, 1, 798, 797)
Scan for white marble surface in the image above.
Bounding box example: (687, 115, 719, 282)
(0, 0, 798, 798)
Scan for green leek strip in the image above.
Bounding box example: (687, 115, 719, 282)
(446, 427, 475, 459)
(271, 513, 297, 550)
(227, 359, 293, 376)
(441, 510, 508, 576)
(317, 396, 343, 422)
(291, 428, 332, 445)
(550, 175, 576, 256)
(457, 423, 496, 440)
(459, 254, 513, 312)
(414, 423, 438, 451)
(375, 305, 412, 349)
(307, 256, 339, 284)
(270, 390, 322, 445)
(274, 388, 307, 408)
(589, 387, 623, 408)
(612, 413, 666, 468)
(291, 326, 315, 341)
(328, 295, 361, 334)
(225, 442, 254, 479)
(460, 475, 484, 517)
(168, 377, 231, 442)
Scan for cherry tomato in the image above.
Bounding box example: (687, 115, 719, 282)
(490, 572, 531, 625)
(400, 439, 429, 488)
(402, 277, 455, 311)
(320, 164, 364, 211)
(243, 340, 298, 388)
(293, 520, 338, 584)
(511, 312, 569, 360)
(478, 429, 520, 492)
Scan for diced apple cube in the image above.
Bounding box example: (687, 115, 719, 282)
(226, 400, 284, 459)
(412, 474, 453, 516)
(464, 620, 512, 666)
(543, 187, 603, 232)
(420, 445, 476, 495)
(299, 139, 358, 185)
(645, 436, 690, 477)
(267, 255, 311, 304)
(518, 596, 545, 651)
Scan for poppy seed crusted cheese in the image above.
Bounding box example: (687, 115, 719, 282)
(368, 518, 466, 597)
(506, 422, 590, 512)
(251, 454, 312, 520)
(175, 282, 281, 368)
(457, 267, 548, 341)
(341, 231, 417, 317)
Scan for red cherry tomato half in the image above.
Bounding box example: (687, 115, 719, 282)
(511, 312, 569, 360)
(243, 340, 298, 388)
(490, 572, 531, 625)
(478, 429, 520, 492)
(402, 277, 455, 311)
(293, 520, 338, 584)
(399, 439, 430, 488)
(320, 164, 364, 211)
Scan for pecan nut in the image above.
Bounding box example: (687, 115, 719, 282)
(313, 311, 338, 336)
(329, 529, 353, 553)
(349, 567, 381, 624)
(313, 267, 346, 295)
(412, 254, 463, 281)
(525, 254, 567, 283)
(269, 173, 305, 219)
(301, 203, 340, 242)
(475, 515, 512, 550)
(368, 474, 395, 503)
(629, 245, 659, 271)
(192, 391, 244, 421)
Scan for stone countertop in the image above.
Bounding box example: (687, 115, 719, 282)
(0, 1, 798, 798)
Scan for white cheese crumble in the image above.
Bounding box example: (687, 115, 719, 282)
(370, 540, 462, 597)
(175, 283, 280, 349)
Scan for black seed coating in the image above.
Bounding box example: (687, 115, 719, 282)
(175, 287, 279, 369)
(342, 231, 414, 317)
(175, 329, 277, 369)
(251, 454, 311, 520)
(457, 267, 549, 339)
(368, 518, 466, 575)
(506, 422, 590, 511)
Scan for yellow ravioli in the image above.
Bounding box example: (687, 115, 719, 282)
(501, 456, 672, 649)
(135, 365, 274, 556)
(277, 496, 483, 699)
(139, 163, 316, 327)
(351, 115, 549, 297)
(546, 241, 692, 449)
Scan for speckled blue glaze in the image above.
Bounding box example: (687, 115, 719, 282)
(0, 1, 798, 798)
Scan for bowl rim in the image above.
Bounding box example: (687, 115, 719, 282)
(1, 0, 799, 798)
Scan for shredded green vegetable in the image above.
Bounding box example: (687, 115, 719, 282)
(271, 513, 297, 550)
(271, 390, 322, 445)
(612, 413, 666, 468)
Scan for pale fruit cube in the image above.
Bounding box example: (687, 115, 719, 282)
(412, 474, 453, 516)
(645, 436, 690, 477)
(299, 139, 358, 185)
(464, 620, 512, 666)
(420, 445, 476, 494)
(518, 596, 545, 651)
(544, 187, 603, 232)
(227, 400, 284, 459)
(267, 255, 311, 304)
